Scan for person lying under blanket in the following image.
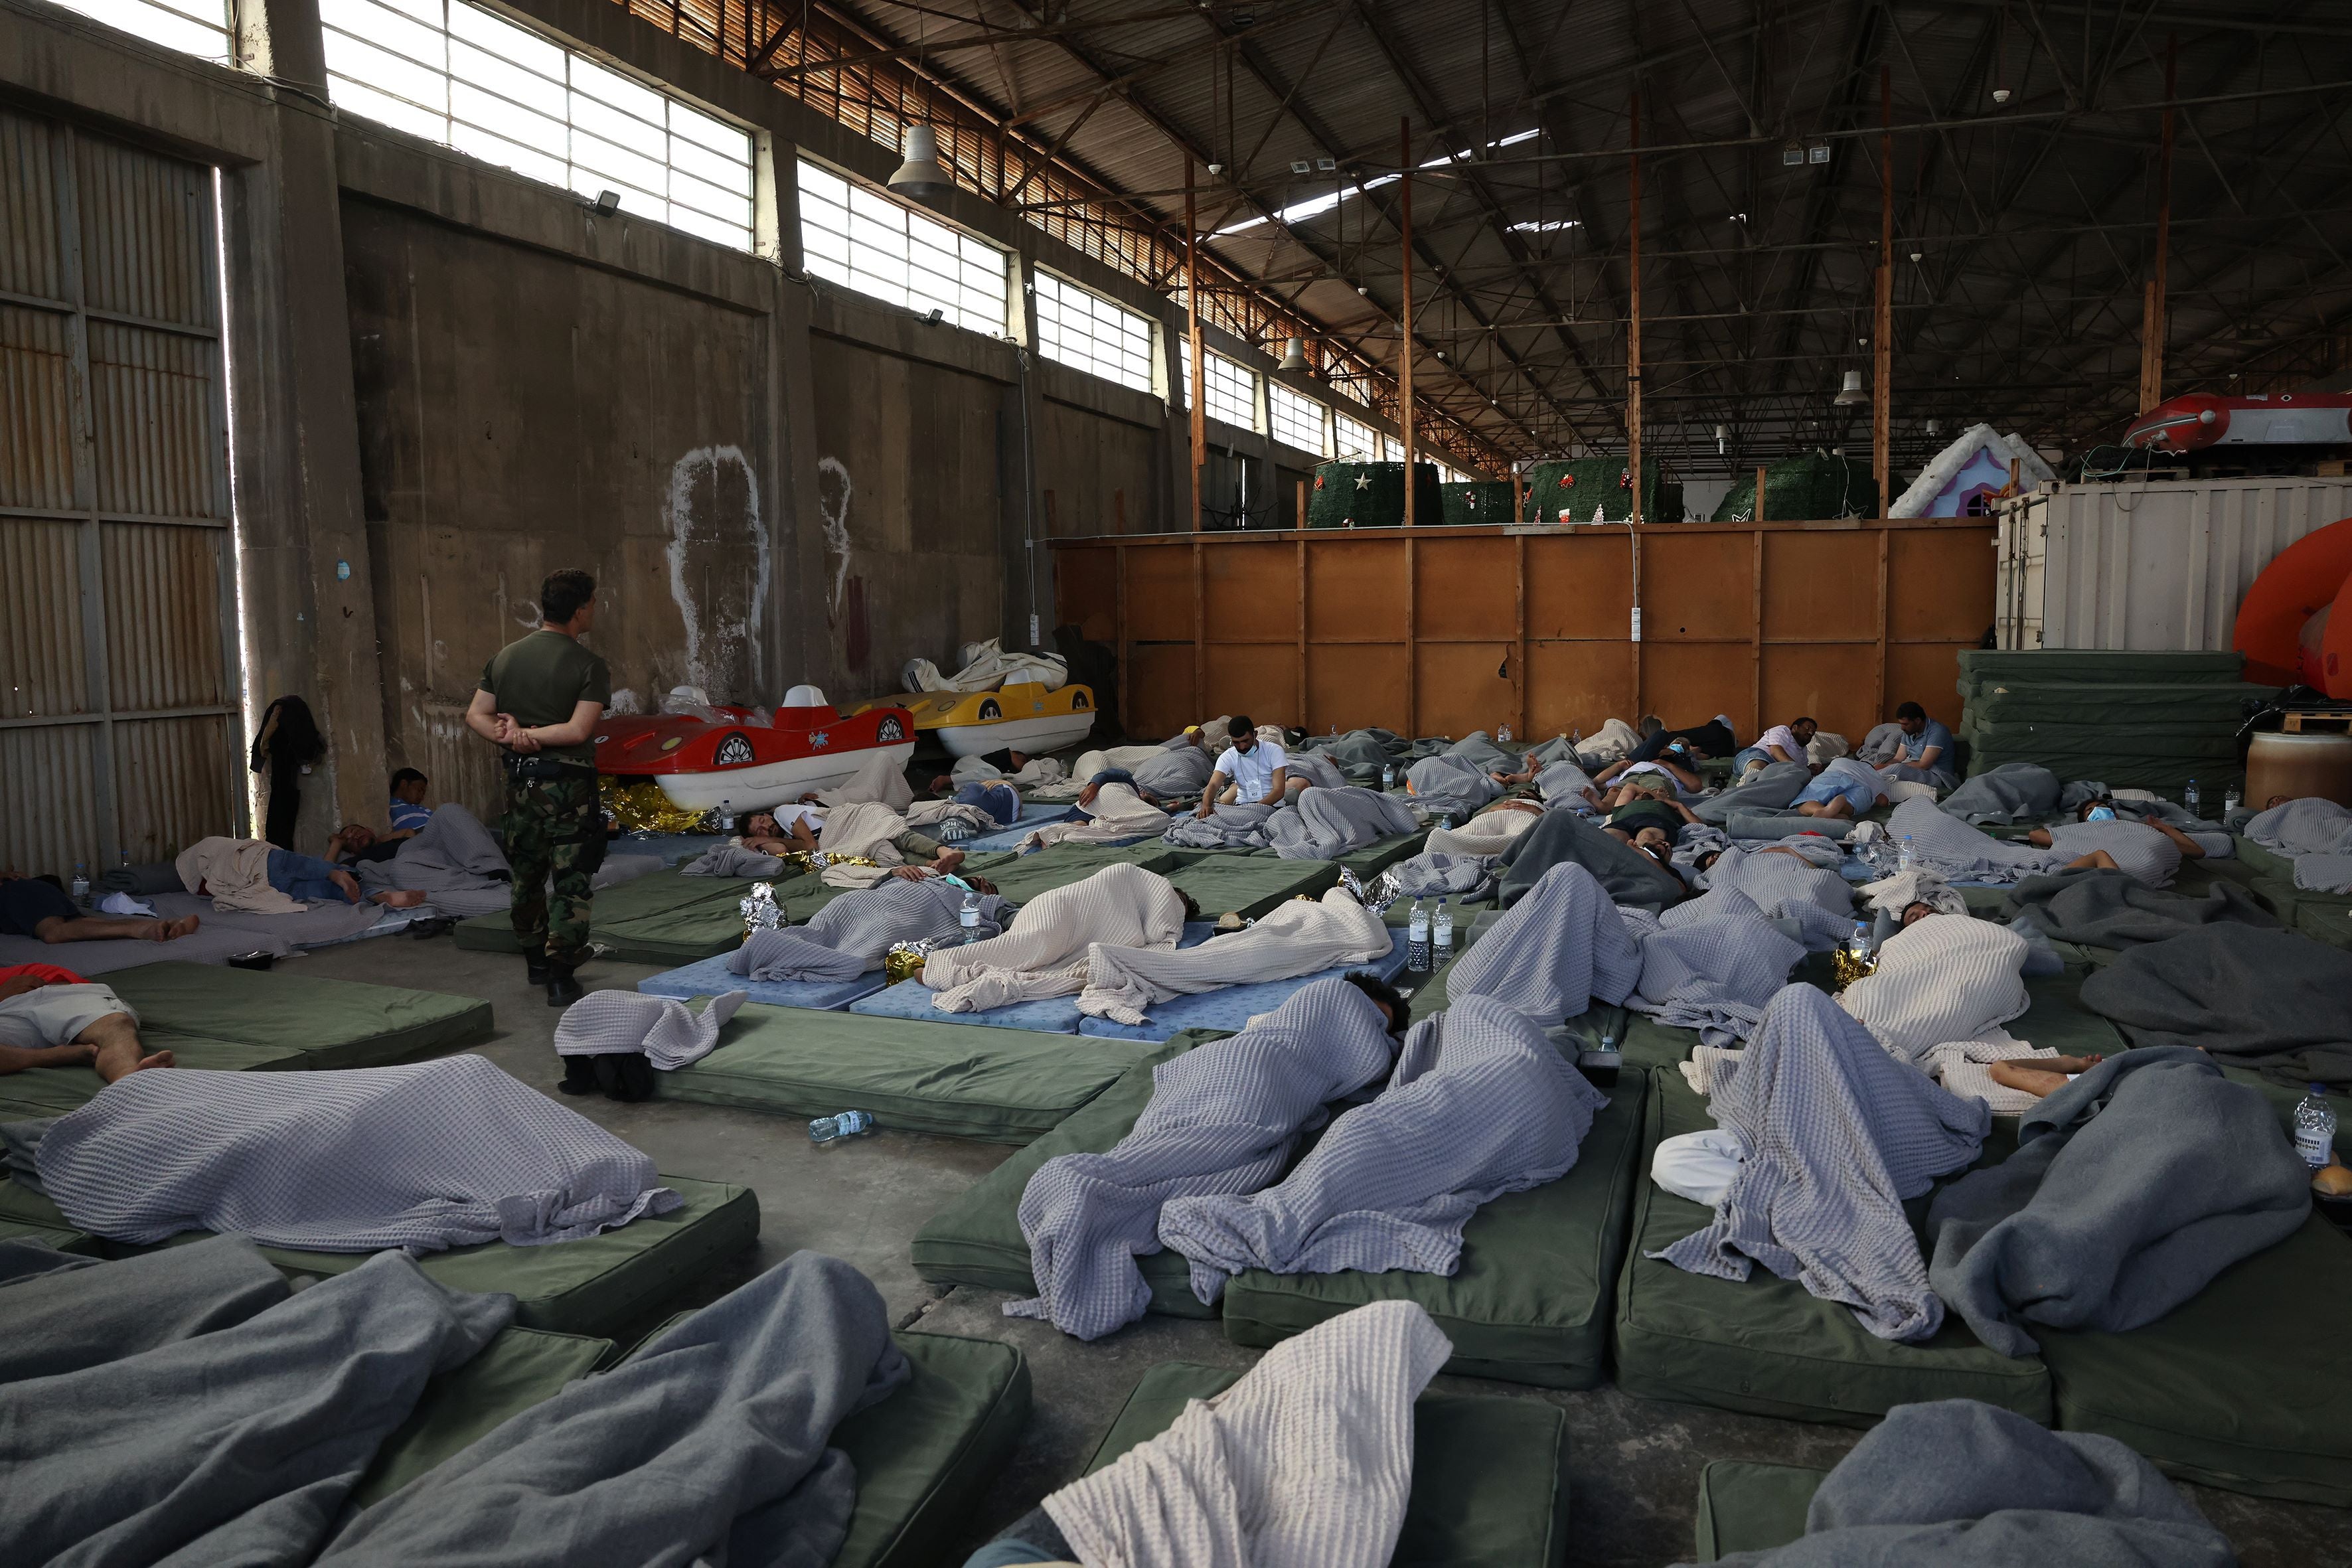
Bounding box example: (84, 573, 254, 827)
(2023, 796, 2205, 885)
(1790, 755, 1892, 820)
(1601, 776, 1703, 853)
(921, 862, 1204, 1014)
(736, 807, 973, 882)
(1593, 746, 1707, 796)
(729, 872, 1008, 982)
(174, 836, 426, 912)
(1487, 751, 1605, 809)
(0, 963, 175, 1084)
(0, 871, 200, 945)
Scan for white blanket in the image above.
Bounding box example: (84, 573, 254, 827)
(1839, 912, 2029, 1065)
(1022, 783, 1170, 850)
(815, 799, 909, 888)
(173, 838, 304, 915)
(902, 637, 1067, 693)
(1424, 805, 1540, 857)
(1042, 1301, 1450, 1568)
(814, 751, 914, 811)
(923, 862, 1184, 1012)
(1078, 888, 1390, 1026)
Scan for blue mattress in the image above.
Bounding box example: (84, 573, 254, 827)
(846, 922, 1221, 1034)
(608, 831, 731, 866)
(1074, 933, 1409, 1044)
(637, 953, 885, 1011)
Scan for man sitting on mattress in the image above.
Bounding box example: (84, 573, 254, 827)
(0, 964, 174, 1084)
(0, 872, 200, 947)
(1194, 716, 1290, 816)
(175, 836, 427, 912)
(1873, 700, 1958, 789)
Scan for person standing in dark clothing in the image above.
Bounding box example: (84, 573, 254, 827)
(467, 570, 610, 1006)
(248, 696, 325, 848)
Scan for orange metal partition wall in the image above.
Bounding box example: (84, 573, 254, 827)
(1052, 519, 1996, 745)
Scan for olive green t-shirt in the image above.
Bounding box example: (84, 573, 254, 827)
(479, 630, 612, 763)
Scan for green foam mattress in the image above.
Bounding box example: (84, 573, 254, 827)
(965, 842, 1186, 905)
(353, 1325, 611, 1506)
(910, 1037, 1209, 1316)
(1221, 1070, 1648, 1389)
(452, 870, 761, 963)
(1083, 1362, 1573, 1567)
(1162, 853, 1343, 918)
(1614, 1067, 2053, 1426)
(1955, 650, 2244, 684)
(0, 1172, 756, 1337)
(2033, 1210, 2352, 1505)
(106, 960, 492, 1072)
(660, 1006, 1158, 1142)
(1692, 1460, 1824, 1559)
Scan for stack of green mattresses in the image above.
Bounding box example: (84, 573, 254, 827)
(1439, 478, 1517, 526)
(1524, 456, 1682, 524)
(1305, 461, 1445, 528)
(1954, 649, 2274, 798)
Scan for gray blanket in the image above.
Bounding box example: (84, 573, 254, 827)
(1294, 729, 1400, 783)
(0, 1232, 288, 1384)
(321, 1251, 905, 1568)
(1533, 758, 1599, 807)
(1928, 1048, 2312, 1358)
(1938, 763, 2062, 824)
(2079, 923, 2352, 1086)
(1006, 979, 1398, 1340)
(1677, 845, 1854, 949)
(353, 804, 657, 917)
(732, 877, 1010, 979)
(1263, 785, 1418, 860)
(1445, 732, 1518, 775)
(1727, 809, 1861, 842)
(1695, 760, 1810, 825)
(2045, 819, 2182, 886)
(553, 990, 747, 1071)
(1160, 996, 1608, 1299)
(680, 843, 788, 878)
(1656, 984, 1989, 1342)
(1441, 862, 1642, 1024)
(1498, 809, 1687, 910)
(3, 1055, 680, 1249)
(2247, 796, 2352, 857)
(1689, 1399, 2234, 1567)
(1403, 753, 1499, 819)
(1884, 797, 2061, 884)
(1281, 749, 1350, 792)
(6, 1249, 510, 1567)
(1627, 896, 1805, 1048)
(1133, 743, 1216, 798)
(2006, 867, 2278, 948)
(1162, 801, 1278, 850)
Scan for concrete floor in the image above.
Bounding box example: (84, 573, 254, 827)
(289, 932, 2352, 1567)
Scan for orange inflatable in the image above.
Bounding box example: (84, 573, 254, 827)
(2233, 516, 2352, 696)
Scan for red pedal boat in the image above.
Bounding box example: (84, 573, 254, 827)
(593, 685, 915, 815)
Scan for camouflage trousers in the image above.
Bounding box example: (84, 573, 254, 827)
(501, 769, 602, 966)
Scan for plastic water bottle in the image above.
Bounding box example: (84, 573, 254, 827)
(1897, 835, 1917, 873)
(1407, 898, 1430, 973)
(1849, 919, 1873, 959)
(70, 862, 89, 907)
(809, 1110, 876, 1144)
(1438, 812, 1454, 830)
(1381, 762, 1397, 791)
(959, 889, 982, 943)
(1498, 723, 1513, 744)
(2224, 787, 2241, 818)
(1433, 898, 1454, 965)
(2294, 1085, 2337, 1170)
(2183, 778, 2201, 817)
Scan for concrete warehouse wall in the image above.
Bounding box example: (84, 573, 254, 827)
(0, 0, 1411, 840)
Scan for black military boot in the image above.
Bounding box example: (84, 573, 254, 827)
(525, 951, 551, 987)
(545, 958, 584, 1007)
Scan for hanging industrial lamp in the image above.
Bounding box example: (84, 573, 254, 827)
(1925, 417, 1942, 437)
(1833, 369, 1868, 406)
(889, 125, 952, 204)
(1279, 337, 1308, 372)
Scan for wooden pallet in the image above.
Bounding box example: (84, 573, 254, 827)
(2281, 710, 2352, 734)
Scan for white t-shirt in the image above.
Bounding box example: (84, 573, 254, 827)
(1215, 741, 1289, 803)
(1753, 724, 1804, 761)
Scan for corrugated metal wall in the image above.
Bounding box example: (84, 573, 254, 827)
(0, 105, 238, 881)
(1998, 477, 2352, 651)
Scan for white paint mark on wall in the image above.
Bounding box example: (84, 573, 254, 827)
(605, 688, 643, 716)
(665, 447, 768, 700)
(817, 455, 853, 618)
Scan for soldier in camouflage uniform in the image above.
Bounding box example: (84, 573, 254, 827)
(467, 569, 610, 1006)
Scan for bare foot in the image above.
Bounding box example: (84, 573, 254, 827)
(127, 1049, 175, 1073)
(372, 890, 428, 907)
(149, 914, 200, 941)
(330, 868, 364, 903)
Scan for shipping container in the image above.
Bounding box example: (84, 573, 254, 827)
(1997, 475, 2352, 651)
